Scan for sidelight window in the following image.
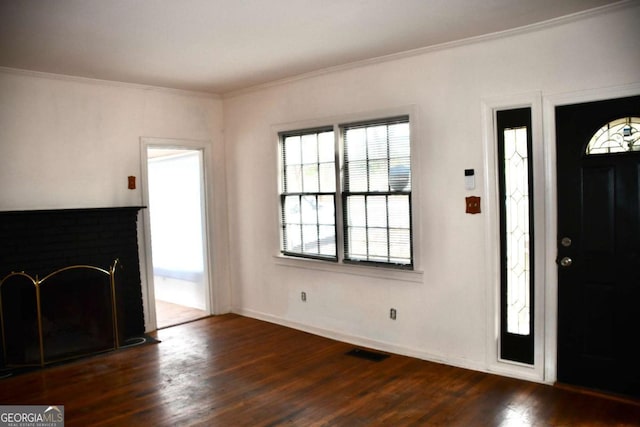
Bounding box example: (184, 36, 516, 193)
(497, 108, 534, 365)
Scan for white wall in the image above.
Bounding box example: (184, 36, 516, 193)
(222, 4, 640, 380)
(0, 71, 222, 210)
(0, 70, 232, 318)
(0, 2, 638, 382)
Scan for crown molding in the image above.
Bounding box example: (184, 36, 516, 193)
(0, 66, 221, 100)
(223, 0, 636, 99)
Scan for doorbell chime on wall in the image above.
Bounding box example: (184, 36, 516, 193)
(464, 169, 475, 190)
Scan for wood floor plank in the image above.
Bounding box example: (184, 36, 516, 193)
(1, 314, 639, 426)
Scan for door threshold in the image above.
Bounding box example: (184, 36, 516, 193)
(555, 382, 640, 406)
(156, 315, 211, 330)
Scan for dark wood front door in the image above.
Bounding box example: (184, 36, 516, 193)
(556, 95, 640, 397)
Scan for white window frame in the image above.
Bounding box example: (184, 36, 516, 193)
(273, 106, 423, 283)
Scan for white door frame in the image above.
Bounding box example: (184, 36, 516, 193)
(139, 137, 214, 331)
(481, 82, 640, 385)
(541, 82, 640, 384)
(482, 83, 640, 384)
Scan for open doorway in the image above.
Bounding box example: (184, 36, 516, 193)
(146, 146, 210, 329)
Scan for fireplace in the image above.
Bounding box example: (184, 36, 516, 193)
(1, 261, 121, 366)
(0, 207, 145, 368)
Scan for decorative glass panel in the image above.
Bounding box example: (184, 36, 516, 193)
(497, 107, 533, 364)
(585, 117, 640, 155)
(504, 126, 531, 336)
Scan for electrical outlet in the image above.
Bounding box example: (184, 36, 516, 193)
(390, 308, 397, 320)
(301, 291, 307, 302)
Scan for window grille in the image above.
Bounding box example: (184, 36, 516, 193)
(279, 116, 412, 269)
(280, 128, 337, 260)
(342, 118, 412, 267)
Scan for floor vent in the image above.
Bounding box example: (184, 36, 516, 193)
(345, 348, 390, 362)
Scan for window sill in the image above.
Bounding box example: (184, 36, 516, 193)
(273, 254, 424, 283)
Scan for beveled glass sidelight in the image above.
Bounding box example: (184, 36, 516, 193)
(497, 107, 534, 365)
(503, 125, 531, 336)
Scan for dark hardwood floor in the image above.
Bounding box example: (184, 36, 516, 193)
(1, 314, 639, 426)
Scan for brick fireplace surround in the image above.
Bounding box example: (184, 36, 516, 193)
(0, 207, 146, 367)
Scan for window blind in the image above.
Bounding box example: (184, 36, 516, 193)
(342, 117, 412, 267)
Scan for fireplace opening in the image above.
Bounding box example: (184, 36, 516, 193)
(0, 207, 146, 369)
(0, 261, 120, 367)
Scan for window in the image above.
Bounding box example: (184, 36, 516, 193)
(279, 116, 413, 269)
(497, 107, 534, 365)
(585, 117, 640, 155)
(343, 119, 412, 266)
(280, 128, 336, 260)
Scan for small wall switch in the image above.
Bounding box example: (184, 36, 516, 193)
(390, 308, 397, 320)
(128, 176, 136, 190)
(301, 291, 307, 302)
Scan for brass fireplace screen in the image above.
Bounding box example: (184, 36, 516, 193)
(0, 260, 120, 367)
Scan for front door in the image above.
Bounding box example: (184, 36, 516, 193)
(556, 95, 640, 397)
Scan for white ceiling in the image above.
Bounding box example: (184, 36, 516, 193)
(0, 0, 623, 94)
